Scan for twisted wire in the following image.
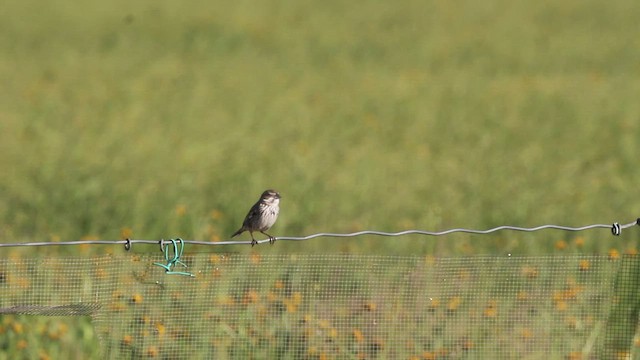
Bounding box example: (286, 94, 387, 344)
(0, 218, 637, 249)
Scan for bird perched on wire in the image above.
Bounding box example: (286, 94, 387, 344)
(231, 189, 281, 246)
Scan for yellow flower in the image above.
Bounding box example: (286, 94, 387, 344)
(122, 335, 133, 346)
(578, 260, 590, 271)
(483, 300, 498, 317)
(146, 346, 158, 357)
(11, 322, 24, 334)
(608, 248, 620, 260)
(565, 316, 578, 329)
(15, 277, 30, 289)
(615, 352, 630, 360)
(554, 287, 581, 301)
(555, 240, 567, 250)
(120, 227, 133, 239)
(574, 237, 585, 247)
(447, 296, 461, 312)
(210, 209, 223, 220)
(436, 348, 449, 357)
(461, 340, 473, 351)
(243, 290, 259, 305)
(16, 339, 27, 350)
(155, 323, 166, 337)
(266, 291, 277, 302)
(566, 351, 582, 360)
(274, 280, 284, 289)
(209, 254, 221, 264)
(108, 302, 126, 311)
(291, 292, 302, 305)
(47, 329, 60, 340)
(284, 293, 302, 313)
(429, 298, 440, 309)
(352, 329, 364, 343)
(521, 266, 539, 279)
(424, 255, 436, 266)
(131, 294, 143, 304)
(555, 300, 568, 311)
(175, 204, 187, 217)
(520, 328, 533, 339)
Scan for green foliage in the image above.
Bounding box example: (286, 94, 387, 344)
(1, 0, 640, 358)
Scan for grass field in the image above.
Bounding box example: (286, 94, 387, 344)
(1, 0, 640, 358)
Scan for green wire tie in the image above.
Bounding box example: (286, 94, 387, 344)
(153, 238, 194, 277)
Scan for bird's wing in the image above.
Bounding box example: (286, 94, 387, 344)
(242, 202, 261, 226)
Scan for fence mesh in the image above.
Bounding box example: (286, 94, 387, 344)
(0, 252, 638, 359)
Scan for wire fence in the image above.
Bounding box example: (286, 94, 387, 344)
(1, 218, 639, 359)
(0, 218, 637, 249)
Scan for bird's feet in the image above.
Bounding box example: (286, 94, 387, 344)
(269, 236, 276, 245)
(251, 239, 258, 247)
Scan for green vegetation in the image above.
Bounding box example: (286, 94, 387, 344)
(1, 0, 639, 358)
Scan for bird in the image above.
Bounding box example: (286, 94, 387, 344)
(231, 189, 281, 246)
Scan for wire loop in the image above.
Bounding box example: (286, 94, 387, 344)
(153, 238, 194, 277)
(611, 223, 621, 236)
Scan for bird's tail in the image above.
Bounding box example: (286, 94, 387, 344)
(231, 228, 244, 238)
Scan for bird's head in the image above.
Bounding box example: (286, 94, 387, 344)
(261, 189, 280, 205)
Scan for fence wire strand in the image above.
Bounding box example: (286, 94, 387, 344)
(0, 218, 637, 248)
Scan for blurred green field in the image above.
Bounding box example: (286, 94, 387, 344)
(1, 0, 640, 358)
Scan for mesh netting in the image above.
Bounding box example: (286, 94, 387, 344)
(0, 253, 638, 359)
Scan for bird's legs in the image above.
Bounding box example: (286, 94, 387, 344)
(261, 231, 276, 245)
(249, 232, 258, 247)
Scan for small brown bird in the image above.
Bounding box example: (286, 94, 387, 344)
(231, 190, 281, 246)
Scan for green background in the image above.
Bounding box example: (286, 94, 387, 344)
(1, 0, 640, 358)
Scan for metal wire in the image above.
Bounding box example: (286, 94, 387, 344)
(0, 218, 637, 249)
